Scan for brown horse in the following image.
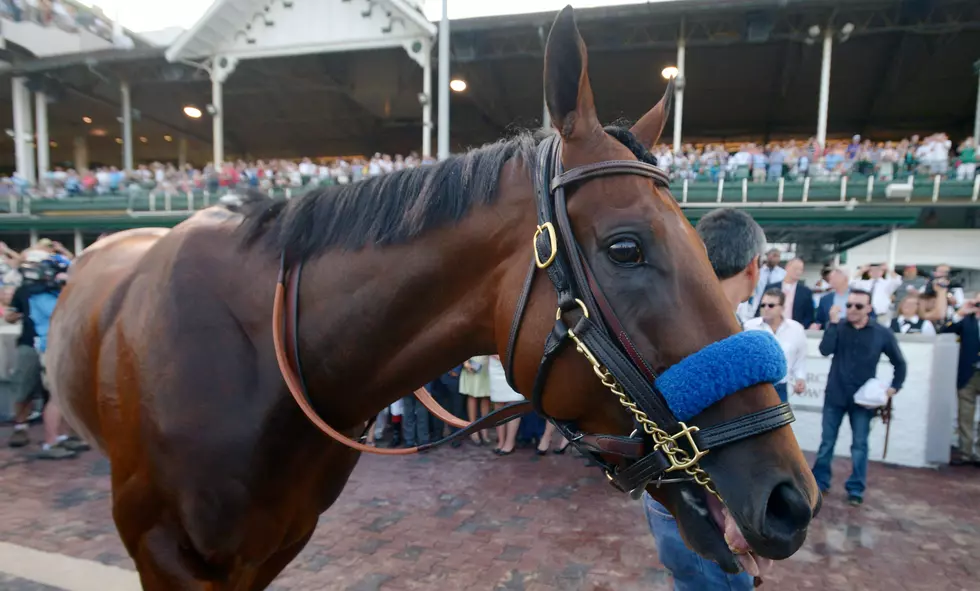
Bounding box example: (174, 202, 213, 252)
(48, 7, 818, 590)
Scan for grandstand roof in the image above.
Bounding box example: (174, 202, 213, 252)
(0, 0, 978, 166)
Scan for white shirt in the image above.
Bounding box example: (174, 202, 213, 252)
(850, 274, 902, 315)
(753, 265, 786, 308)
(743, 317, 807, 386)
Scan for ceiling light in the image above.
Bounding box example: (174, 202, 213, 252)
(661, 66, 679, 80)
(50, 141, 58, 148)
(82, 116, 92, 124)
(139, 136, 148, 143)
(183, 105, 203, 119)
(115, 137, 123, 144)
(163, 135, 173, 142)
(449, 79, 467, 92)
(90, 128, 106, 137)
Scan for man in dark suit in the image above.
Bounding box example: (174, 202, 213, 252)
(942, 294, 980, 465)
(758, 257, 814, 328)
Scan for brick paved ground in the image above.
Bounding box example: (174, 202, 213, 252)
(1, 424, 979, 590)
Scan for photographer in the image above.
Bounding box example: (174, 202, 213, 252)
(942, 294, 980, 465)
(921, 264, 964, 329)
(6, 257, 88, 458)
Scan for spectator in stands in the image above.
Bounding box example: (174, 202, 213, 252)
(751, 248, 784, 310)
(942, 294, 980, 465)
(891, 295, 936, 335)
(643, 207, 766, 591)
(957, 137, 977, 181)
(758, 257, 814, 328)
(745, 288, 808, 403)
(850, 264, 902, 324)
(812, 288, 906, 506)
(813, 267, 851, 329)
(895, 264, 928, 302)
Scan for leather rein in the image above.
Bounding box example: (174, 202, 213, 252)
(271, 129, 794, 500)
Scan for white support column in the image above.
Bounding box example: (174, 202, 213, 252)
(73, 135, 89, 171)
(29, 228, 38, 246)
(673, 19, 686, 153)
(816, 27, 833, 149)
(422, 46, 433, 159)
(212, 75, 224, 168)
(178, 136, 188, 169)
(887, 226, 899, 272)
(437, 0, 450, 160)
(35, 92, 49, 181)
(11, 77, 29, 181)
(121, 82, 134, 172)
(73, 229, 84, 256)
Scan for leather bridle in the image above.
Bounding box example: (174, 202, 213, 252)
(271, 128, 794, 501)
(502, 130, 795, 500)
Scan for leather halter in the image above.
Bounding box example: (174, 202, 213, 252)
(502, 130, 795, 498)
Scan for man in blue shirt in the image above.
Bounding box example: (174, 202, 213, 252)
(26, 257, 90, 459)
(812, 289, 906, 506)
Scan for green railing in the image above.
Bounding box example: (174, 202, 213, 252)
(0, 175, 977, 218)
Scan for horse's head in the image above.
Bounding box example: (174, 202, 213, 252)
(504, 5, 818, 576)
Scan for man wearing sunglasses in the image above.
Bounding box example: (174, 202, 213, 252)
(744, 288, 808, 403)
(812, 289, 907, 506)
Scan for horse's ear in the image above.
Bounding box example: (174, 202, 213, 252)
(629, 78, 674, 149)
(544, 6, 601, 140)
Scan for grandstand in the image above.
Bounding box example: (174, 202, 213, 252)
(0, 0, 978, 273)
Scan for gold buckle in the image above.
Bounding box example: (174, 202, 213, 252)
(533, 222, 558, 269)
(663, 423, 709, 472)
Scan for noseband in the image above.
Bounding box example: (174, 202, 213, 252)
(503, 130, 795, 500)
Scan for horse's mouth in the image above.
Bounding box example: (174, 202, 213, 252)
(704, 493, 773, 578)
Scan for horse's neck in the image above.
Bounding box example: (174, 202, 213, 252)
(295, 182, 535, 422)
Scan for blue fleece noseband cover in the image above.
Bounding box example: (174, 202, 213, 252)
(653, 330, 786, 422)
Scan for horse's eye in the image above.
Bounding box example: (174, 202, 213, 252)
(608, 239, 644, 266)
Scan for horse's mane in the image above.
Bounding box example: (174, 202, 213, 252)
(240, 131, 542, 259)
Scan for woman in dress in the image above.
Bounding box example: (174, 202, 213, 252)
(459, 355, 491, 445)
(487, 355, 523, 455)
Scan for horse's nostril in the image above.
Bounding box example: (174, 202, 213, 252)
(764, 482, 813, 540)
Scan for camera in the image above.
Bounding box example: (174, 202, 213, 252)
(19, 259, 67, 291)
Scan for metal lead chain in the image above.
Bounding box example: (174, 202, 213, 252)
(566, 327, 722, 502)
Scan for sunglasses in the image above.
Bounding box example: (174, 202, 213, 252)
(760, 303, 781, 309)
(845, 303, 866, 310)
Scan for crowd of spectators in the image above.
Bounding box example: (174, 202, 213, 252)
(1, 134, 976, 201)
(1, 152, 435, 200)
(655, 133, 976, 183)
(0, 0, 121, 43)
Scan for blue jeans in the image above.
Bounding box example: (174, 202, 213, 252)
(643, 494, 753, 591)
(774, 382, 787, 403)
(811, 402, 874, 499)
(400, 395, 431, 447)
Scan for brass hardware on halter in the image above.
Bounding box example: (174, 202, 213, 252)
(555, 298, 590, 321)
(533, 222, 558, 269)
(565, 327, 721, 501)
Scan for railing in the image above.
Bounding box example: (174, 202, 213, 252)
(0, 175, 977, 218)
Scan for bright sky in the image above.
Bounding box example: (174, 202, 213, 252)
(83, 0, 670, 33)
